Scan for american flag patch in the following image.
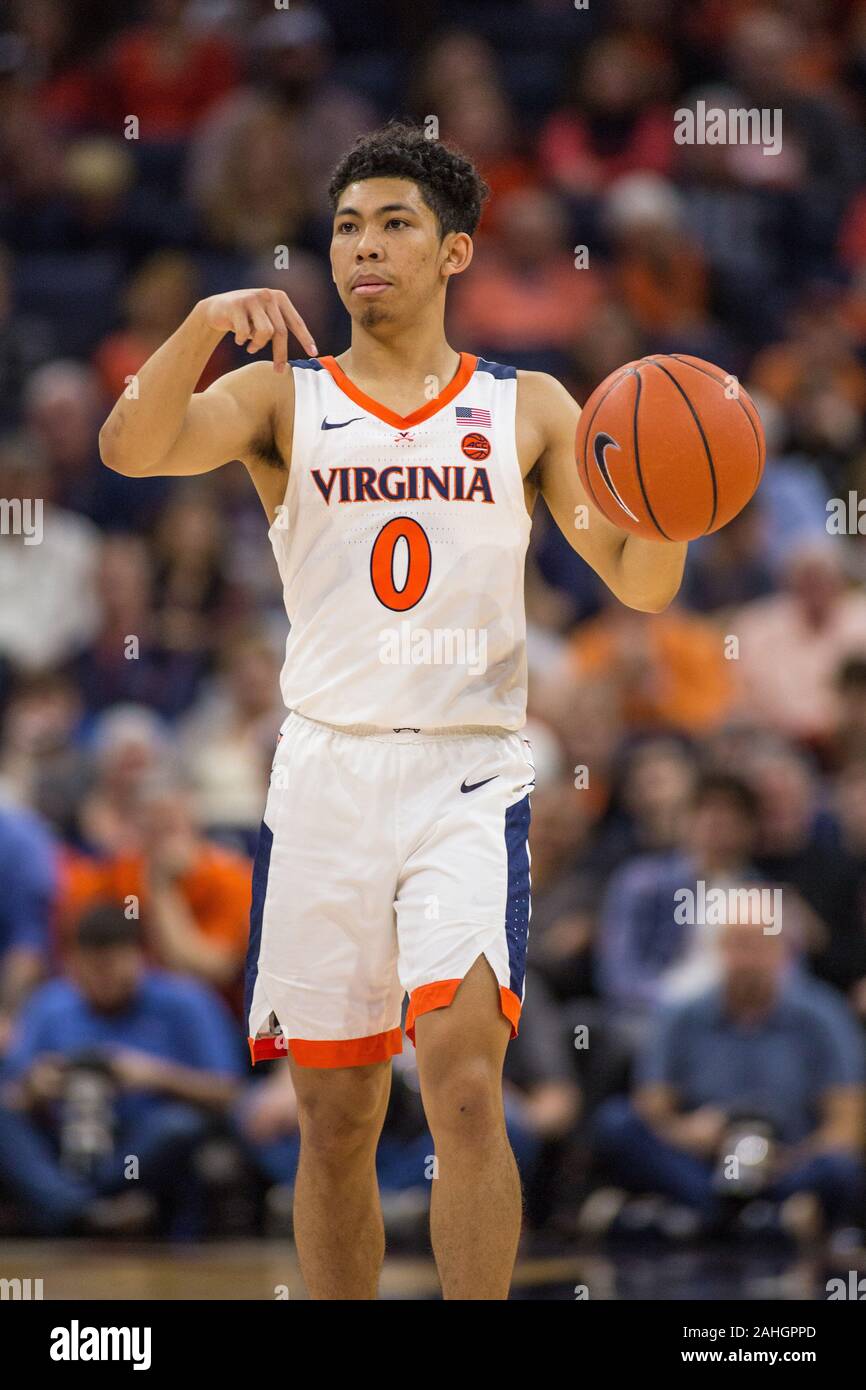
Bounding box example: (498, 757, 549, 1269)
(455, 406, 491, 428)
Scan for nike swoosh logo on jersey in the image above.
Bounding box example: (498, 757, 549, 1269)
(460, 775, 498, 794)
(321, 416, 364, 430)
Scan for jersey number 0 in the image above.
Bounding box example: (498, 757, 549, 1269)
(370, 517, 432, 612)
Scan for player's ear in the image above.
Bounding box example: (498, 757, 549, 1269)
(441, 231, 473, 280)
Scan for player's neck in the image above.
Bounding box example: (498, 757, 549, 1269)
(337, 321, 461, 401)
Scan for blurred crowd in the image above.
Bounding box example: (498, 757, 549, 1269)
(2, 0, 866, 1248)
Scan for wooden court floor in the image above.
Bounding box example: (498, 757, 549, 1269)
(0, 1240, 594, 1300)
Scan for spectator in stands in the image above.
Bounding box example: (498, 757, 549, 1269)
(732, 540, 866, 746)
(24, 359, 170, 531)
(591, 734, 699, 878)
(748, 743, 866, 994)
(0, 242, 56, 429)
(68, 534, 207, 719)
(178, 629, 282, 856)
(96, 0, 238, 141)
(408, 32, 537, 232)
(0, 902, 242, 1236)
(448, 186, 604, 368)
(596, 771, 762, 1036)
(527, 772, 597, 1005)
(60, 768, 252, 1009)
(603, 172, 734, 363)
(828, 654, 866, 771)
(434, 82, 539, 237)
(681, 501, 776, 615)
(187, 6, 374, 230)
(566, 590, 735, 736)
(149, 486, 234, 660)
(538, 33, 675, 196)
(73, 704, 171, 858)
(592, 902, 865, 1238)
(94, 252, 233, 402)
(569, 300, 646, 406)
(407, 29, 499, 124)
(0, 25, 63, 212)
(0, 668, 87, 838)
(0, 430, 101, 673)
(740, 389, 834, 581)
(0, 800, 57, 1051)
(750, 290, 866, 453)
(192, 97, 308, 255)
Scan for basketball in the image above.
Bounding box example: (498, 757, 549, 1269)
(575, 354, 766, 541)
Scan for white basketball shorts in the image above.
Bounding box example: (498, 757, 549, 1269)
(245, 711, 534, 1068)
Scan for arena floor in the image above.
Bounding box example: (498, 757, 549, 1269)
(0, 1239, 837, 1301)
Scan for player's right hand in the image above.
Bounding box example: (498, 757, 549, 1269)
(200, 288, 318, 372)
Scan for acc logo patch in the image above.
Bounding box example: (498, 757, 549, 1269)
(461, 432, 491, 461)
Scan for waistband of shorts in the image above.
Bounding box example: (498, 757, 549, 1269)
(282, 709, 519, 743)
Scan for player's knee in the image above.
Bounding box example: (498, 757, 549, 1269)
(422, 1056, 504, 1147)
(295, 1070, 388, 1162)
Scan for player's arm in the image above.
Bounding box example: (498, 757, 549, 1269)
(98, 288, 317, 478)
(518, 371, 687, 613)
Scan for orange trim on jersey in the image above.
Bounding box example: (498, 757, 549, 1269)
(318, 352, 478, 430)
(405, 979, 521, 1044)
(248, 1027, 403, 1068)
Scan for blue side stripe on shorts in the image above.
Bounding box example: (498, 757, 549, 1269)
(244, 818, 274, 1022)
(504, 793, 531, 996)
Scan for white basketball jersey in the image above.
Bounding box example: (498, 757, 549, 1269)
(267, 353, 531, 731)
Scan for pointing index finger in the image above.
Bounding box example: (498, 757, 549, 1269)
(278, 297, 317, 358)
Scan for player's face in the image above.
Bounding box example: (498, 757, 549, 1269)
(330, 177, 458, 330)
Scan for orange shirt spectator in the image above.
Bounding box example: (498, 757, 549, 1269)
(99, 23, 238, 139)
(451, 186, 604, 351)
(56, 839, 251, 1014)
(567, 606, 734, 734)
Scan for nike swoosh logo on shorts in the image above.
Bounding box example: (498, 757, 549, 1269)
(460, 776, 498, 794)
(321, 416, 364, 430)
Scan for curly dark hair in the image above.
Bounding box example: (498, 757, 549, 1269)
(327, 120, 489, 238)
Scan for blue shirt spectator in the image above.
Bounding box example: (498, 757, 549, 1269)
(3, 969, 243, 1128)
(0, 802, 57, 959)
(637, 970, 865, 1146)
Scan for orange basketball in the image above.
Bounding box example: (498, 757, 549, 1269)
(575, 354, 765, 541)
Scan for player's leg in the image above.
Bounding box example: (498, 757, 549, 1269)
(245, 715, 404, 1298)
(288, 1056, 392, 1299)
(395, 729, 534, 1298)
(413, 953, 521, 1299)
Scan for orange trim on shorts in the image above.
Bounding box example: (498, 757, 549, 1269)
(405, 979, 522, 1045)
(318, 352, 478, 430)
(248, 1027, 403, 1069)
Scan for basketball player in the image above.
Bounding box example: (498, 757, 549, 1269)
(100, 123, 687, 1299)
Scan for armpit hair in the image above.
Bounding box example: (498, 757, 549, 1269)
(249, 413, 286, 471)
